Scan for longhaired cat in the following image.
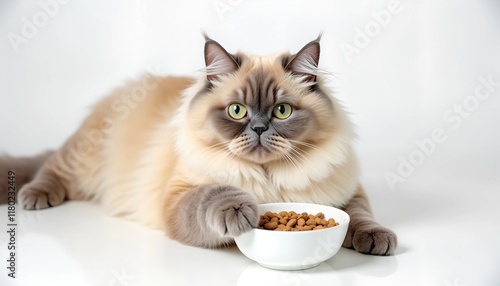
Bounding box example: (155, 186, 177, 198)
(0, 35, 397, 255)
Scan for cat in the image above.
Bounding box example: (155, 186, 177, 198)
(0, 35, 397, 255)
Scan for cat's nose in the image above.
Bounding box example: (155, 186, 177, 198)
(252, 126, 268, 136)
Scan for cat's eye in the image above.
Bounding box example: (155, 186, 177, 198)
(273, 103, 292, 119)
(228, 103, 247, 120)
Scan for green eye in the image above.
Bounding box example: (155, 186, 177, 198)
(273, 103, 292, 119)
(228, 103, 247, 120)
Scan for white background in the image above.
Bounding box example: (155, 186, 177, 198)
(1, 0, 500, 285)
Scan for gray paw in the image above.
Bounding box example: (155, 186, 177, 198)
(18, 181, 65, 210)
(348, 225, 397, 256)
(205, 185, 259, 237)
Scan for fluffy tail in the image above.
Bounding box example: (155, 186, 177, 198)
(0, 151, 54, 204)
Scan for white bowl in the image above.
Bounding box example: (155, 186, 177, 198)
(234, 203, 350, 270)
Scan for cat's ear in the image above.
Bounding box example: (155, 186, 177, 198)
(285, 40, 320, 83)
(204, 38, 239, 81)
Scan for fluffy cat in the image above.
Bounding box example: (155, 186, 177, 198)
(0, 35, 397, 255)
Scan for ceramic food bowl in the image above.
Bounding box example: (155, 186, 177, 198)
(234, 203, 350, 270)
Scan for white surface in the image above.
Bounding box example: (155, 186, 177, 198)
(1, 0, 500, 285)
(234, 203, 349, 270)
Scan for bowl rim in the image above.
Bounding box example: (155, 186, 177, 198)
(252, 202, 350, 234)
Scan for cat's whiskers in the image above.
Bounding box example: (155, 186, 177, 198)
(287, 139, 333, 157)
(263, 135, 309, 178)
(267, 135, 323, 181)
(280, 152, 301, 172)
(285, 145, 315, 174)
(266, 133, 311, 166)
(278, 152, 311, 186)
(287, 145, 311, 166)
(229, 134, 255, 155)
(191, 136, 331, 185)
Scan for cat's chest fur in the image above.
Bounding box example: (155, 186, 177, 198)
(180, 144, 359, 208)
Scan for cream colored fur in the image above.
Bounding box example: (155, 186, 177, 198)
(53, 53, 358, 231)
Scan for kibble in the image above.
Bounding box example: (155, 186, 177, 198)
(258, 211, 340, 231)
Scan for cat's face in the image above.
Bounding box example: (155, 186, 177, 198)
(186, 37, 336, 165)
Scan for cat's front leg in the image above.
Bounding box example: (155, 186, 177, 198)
(342, 185, 397, 255)
(163, 183, 259, 248)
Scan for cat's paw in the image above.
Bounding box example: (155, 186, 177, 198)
(346, 225, 397, 256)
(18, 181, 65, 210)
(204, 185, 259, 238)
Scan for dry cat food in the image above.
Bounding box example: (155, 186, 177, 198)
(258, 211, 339, 231)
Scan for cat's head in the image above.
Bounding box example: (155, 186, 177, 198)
(179, 36, 347, 166)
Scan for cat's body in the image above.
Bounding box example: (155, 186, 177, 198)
(1, 36, 397, 255)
